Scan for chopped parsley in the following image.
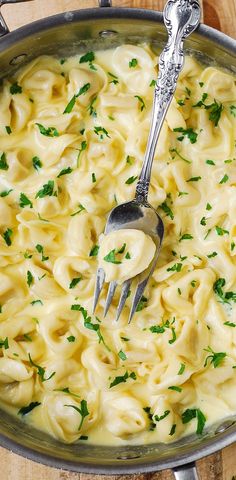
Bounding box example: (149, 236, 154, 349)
(169, 424, 177, 436)
(204, 346, 226, 368)
(160, 201, 174, 220)
(230, 105, 236, 117)
(134, 95, 145, 111)
(118, 350, 127, 361)
(181, 408, 206, 434)
(88, 96, 97, 117)
(92, 172, 96, 183)
(27, 270, 34, 287)
(108, 71, 119, 85)
(71, 304, 110, 350)
(5, 126, 12, 135)
(129, 58, 138, 68)
(64, 400, 89, 430)
(77, 140, 87, 166)
(0, 152, 9, 170)
(0, 337, 9, 349)
(2, 228, 13, 246)
(206, 203, 212, 211)
(35, 180, 54, 198)
(63, 83, 91, 114)
(31, 300, 43, 306)
(94, 126, 110, 140)
(28, 353, 55, 382)
(173, 127, 198, 144)
(103, 249, 122, 264)
(0, 189, 12, 197)
(178, 363, 186, 375)
(136, 295, 148, 312)
(79, 51, 95, 64)
(224, 321, 236, 328)
(154, 410, 170, 422)
(32, 156, 42, 170)
(70, 203, 86, 216)
(57, 167, 73, 178)
(219, 174, 229, 184)
(143, 406, 156, 431)
(150, 318, 176, 344)
(215, 226, 229, 236)
(67, 335, 76, 342)
(69, 277, 82, 289)
(213, 277, 236, 305)
(125, 175, 138, 185)
(18, 402, 41, 416)
(109, 371, 136, 388)
(36, 123, 59, 137)
(167, 263, 182, 272)
(187, 176, 201, 182)
(206, 159, 215, 165)
(207, 251, 218, 258)
(89, 245, 99, 257)
(168, 385, 182, 392)
(193, 94, 223, 126)
(19, 193, 33, 209)
(149, 79, 156, 87)
(179, 233, 193, 241)
(10, 82, 22, 94)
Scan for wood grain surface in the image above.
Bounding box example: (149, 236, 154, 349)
(0, 1, 236, 479)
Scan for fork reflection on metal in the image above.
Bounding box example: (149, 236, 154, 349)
(93, 0, 201, 322)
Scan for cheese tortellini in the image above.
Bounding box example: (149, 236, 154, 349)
(0, 44, 235, 447)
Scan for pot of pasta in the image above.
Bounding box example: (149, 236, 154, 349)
(0, 1, 235, 479)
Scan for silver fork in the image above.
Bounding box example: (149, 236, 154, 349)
(93, 0, 201, 323)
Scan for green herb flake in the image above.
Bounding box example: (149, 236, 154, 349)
(35, 243, 49, 261)
(28, 353, 55, 382)
(134, 95, 146, 111)
(200, 216, 207, 226)
(31, 300, 43, 306)
(57, 167, 73, 178)
(206, 159, 215, 165)
(92, 172, 96, 183)
(167, 263, 182, 272)
(35, 180, 54, 198)
(5, 126, 12, 135)
(18, 402, 41, 416)
(32, 156, 42, 170)
(173, 127, 198, 144)
(182, 408, 206, 434)
(104, 249, 121, 264)
(179, 233, 194, 241)
(79, 435, 88, 440)
(94, 126, 110, 140)
(72, 304, 110, 350)
(168, 385, 182, 392)
(136, 295, 148, 312)
(0, 152, 9, 170)
(204, 346, 226, 368)
(129, 58, 138, 68)
(193, 94, 223, 126)
(64, 399, 89, 430)
(67, 335, 76, 342)
(149, 79, 156, 87)
(69, 277, 82, 289)
(63, 83, 91, 114)
(169, 424, 177, 436)
(206, 203, 212, 211)
(178, 191, 189, 197)
(27, 270, 34, 287)
(0, 189, 12, 197)
(219, 174, 229, 184)
(187, 176, 201, 182)
(89, 245, 99, 257)
(178, 363, 186, 375)
(0, 337, 9, 349)
(70, 203, 86, 216)
(88, 95, 97, 117)
(19, 193, 33, 209)
(215, 226, 229, 236)
(77, 140, 87, 166)
(36, 123, 59, 137)
(10, 82, 22, 94)
(118, 350, 127, 361)
(160, 201, 174, 220)
(224, 321, 236, 327)
(79, 51, 95, 64)
(109, 370, 136, 388)
(125, 175, 138, 185)
(207, 251, 218, 258)
(125, 252, 131, 259)
(154, 410, 170, 422)
(231, 242, 235, 252)
(230, 105, 236, 117)
(2, 228, 13, 246)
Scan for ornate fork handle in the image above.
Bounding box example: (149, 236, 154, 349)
(135, 0, 201, 204)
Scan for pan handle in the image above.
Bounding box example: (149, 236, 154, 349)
(0, 0, 33, 36)
(173, 462, 199, 479)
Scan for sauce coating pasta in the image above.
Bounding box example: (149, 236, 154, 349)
(0, 44, 235, 445)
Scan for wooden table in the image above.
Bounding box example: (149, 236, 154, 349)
(1, 0, 236, 479)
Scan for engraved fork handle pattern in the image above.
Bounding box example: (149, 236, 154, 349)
(135, 0, 201, 204)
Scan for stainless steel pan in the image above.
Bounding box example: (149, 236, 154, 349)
(0, 1, 235, 478)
